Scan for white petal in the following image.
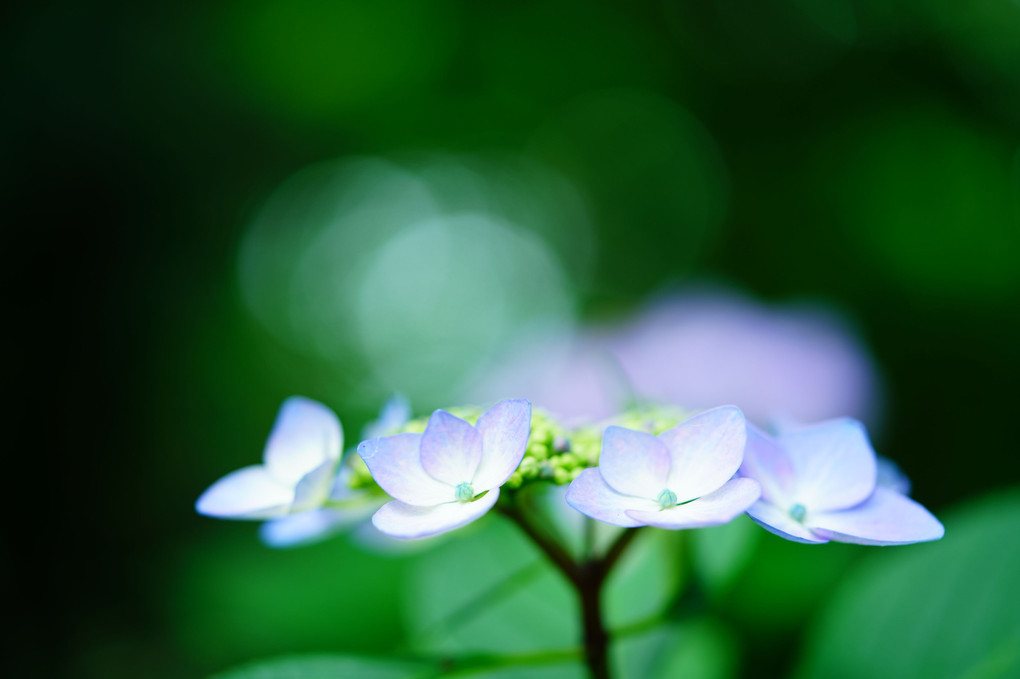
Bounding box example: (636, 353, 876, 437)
(263, 397, 343, 485)
(625, 477, 761, 529)
(195, 465, 293, 519)
(564, 468, 659, 527)
(657, 406, 747, 503)
(370, 490, 500, 539)
(779, 418, 876, 512)
(420, 410, 483, 486)
(806, 487, 945, 545)
(259, 506, 374, 548)
(472, 399, 531, 490)
(599, 426, 670, 498)
(745, 500, 829, 544)
(739, 424, 796, 506)
(291, 457, 340, 512)
(357, 434, 453, 506)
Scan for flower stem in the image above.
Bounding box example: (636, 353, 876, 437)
(499, 498, 643, 679)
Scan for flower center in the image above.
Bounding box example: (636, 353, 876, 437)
(455, 482, 475, 503)
(657, 488, 678, 509)
(789, 503, 807, 522)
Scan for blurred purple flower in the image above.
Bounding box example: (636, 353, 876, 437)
(565, 406, 761, 529)
(358, 400, 531, 539)
(469, 290, 881, 427)
(738, 420, 943, 545)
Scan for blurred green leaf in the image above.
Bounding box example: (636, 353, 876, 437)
(691, 515, 761, 595)
(615, 619, 739, 679)
(172, 533, 409, 668)
(605, 528, 684, 629)
(407, 517, 577, 654)
(721, 530, 857, 635)
(211, 654, 435, 679)
(795, 489, 1020, 679)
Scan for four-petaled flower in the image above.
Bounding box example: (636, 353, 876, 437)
(565, 406, 761, 529)
(738, 419, 944, 545)
(196, 396, 342, 520)
(358, 399, 531, 539)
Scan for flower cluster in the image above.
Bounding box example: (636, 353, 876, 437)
(197, 395, 943, 547)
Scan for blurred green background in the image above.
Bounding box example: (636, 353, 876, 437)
(6, 0, 1019, 677)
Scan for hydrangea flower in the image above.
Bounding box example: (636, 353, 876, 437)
(259, 394, 413, 548)
(196, 396, 342, 520)
(357, 400, 531, 539)
(565, 406, 761, 529)
(738, 419, 944, 545)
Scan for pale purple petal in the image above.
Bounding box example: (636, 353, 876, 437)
(564, 468, 660, 527)
(420, 410, 484, 486)
(371, 490, 501, 539)
(472, 399, 532, 490)
(806, 487, 945, 545)
(195, 465, 293, 519)
(263, 397, 343, 485)
(739, 424, 795, 506)
(291, 457, 340, 512)
(875, 456, 912, 496)
(779, 418, 877, 512)
(260, 506, 375, 548)
(745, 500, 829, 544)
(599, 426, 671, 498)
(657, 406, 747, 503)
(357, 433, 453, 506)
(625, 477, 761, 529)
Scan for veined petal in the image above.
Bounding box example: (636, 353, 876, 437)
(195, 465, 293, 519)
(371, 490, 500, 539)
(291, 457, 340, 512)
(420, 410, 483, 486)
(657, 406, 747, 503)
(264, 397, 343, 485)
(745, 500, 829, 544)
(739, 424, 795, 505)
(565, 468, 659, 527)
(625, 477, 760, 529)
(599, 426, 670, 498)
(259, 505, 375, 548)
(806, 487, 944, 545)
(358, 433, 453, 506)
(779, 418, 876, 512)
(472, 399, 531, 490)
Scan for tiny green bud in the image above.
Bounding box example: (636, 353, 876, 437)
(558, 452, 579, 469)
(553, 467, 570, 485)
(657, 488, 678, 509)
(527, 442, 550, 460)
(789, 503, 807, 522)
(506, 472, 523, 489)
(519, 458, 539, 476)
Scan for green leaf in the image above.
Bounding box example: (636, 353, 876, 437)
(406, 518, 578, 655)
(173, 532, 410, 669)
(691, 515, 761, 595)
(795, 489, 1020, 679)
(211, 654, 435, 679)
(605, 529, 684, 629)
(614, 619, 739, 679)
